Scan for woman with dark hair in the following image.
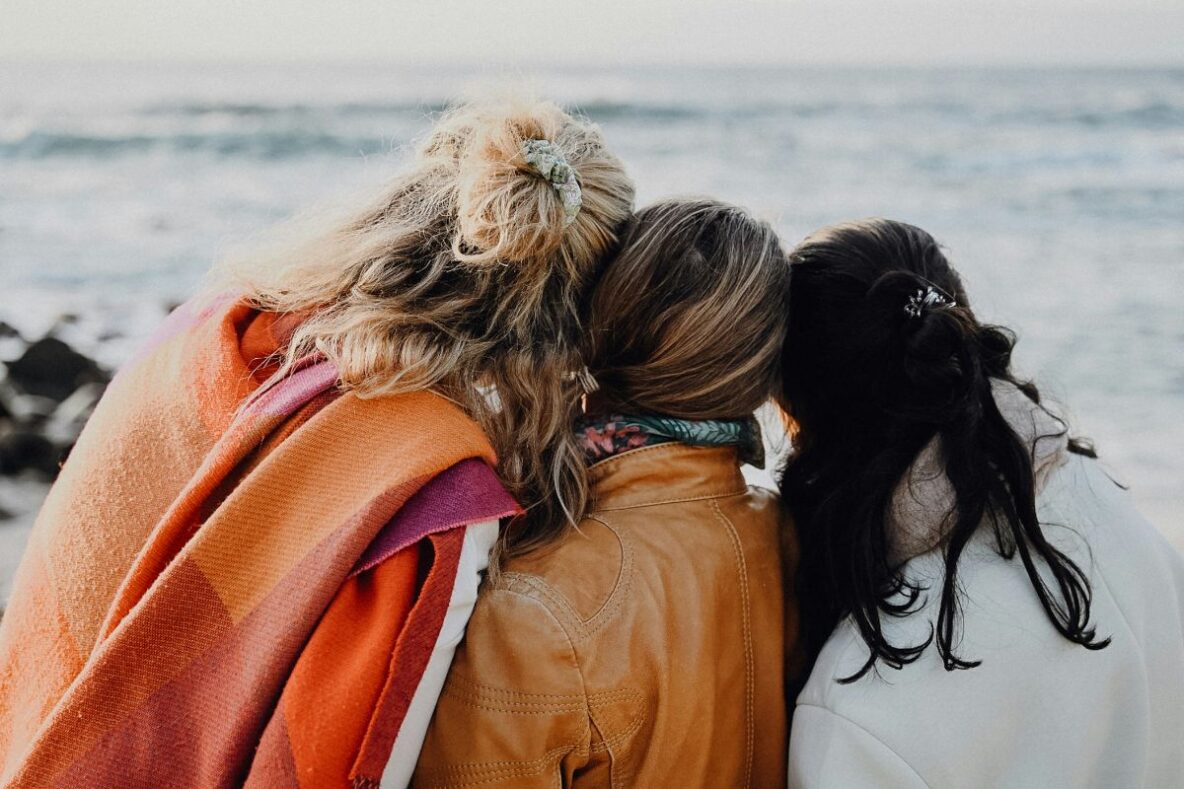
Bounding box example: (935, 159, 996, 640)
(781, 219, 1184, 788)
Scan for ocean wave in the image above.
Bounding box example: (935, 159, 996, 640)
(990, 102, 1184, 128)
(0, 130, 394, 159)
(150, 97, 1184, 125)
(138, 101, 451, 118)
(1069, 102, 1184, 128)
(4, 99, 1182, 160)
(137, 98, 716, 122)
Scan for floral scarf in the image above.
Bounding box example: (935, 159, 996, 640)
(578, 414, 765, 468)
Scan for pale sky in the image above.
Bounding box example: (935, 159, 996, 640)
(2, 0, 1182, 66)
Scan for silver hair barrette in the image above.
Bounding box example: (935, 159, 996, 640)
(575, 366, 600, 395)
(522, 139, 583, 227)
(904, 286, 955, 319)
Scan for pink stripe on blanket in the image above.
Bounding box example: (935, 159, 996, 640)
(239, 357, 339, 419)
(351, 458, 518, 577)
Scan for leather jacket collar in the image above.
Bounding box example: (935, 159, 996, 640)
(588, 442, 748, 512)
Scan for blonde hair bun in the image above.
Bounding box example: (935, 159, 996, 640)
(442, 101, 619, 268)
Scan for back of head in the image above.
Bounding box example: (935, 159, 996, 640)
(782, 220, 980, 435)
(585, 199, 790, 421)
(221, 98, 635, 550)
(780, 219, 1105, 678)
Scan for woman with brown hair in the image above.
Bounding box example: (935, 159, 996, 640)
(415, 199, 797, 788)
(0, 99, 633, 788)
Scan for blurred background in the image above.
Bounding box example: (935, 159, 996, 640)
(2, 1, 1182, 594)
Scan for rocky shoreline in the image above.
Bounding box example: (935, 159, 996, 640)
(1, 321, 110, 488)
(0, 319, 113, 599)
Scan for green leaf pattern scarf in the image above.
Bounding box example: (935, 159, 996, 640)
(578, 414, 765, 468)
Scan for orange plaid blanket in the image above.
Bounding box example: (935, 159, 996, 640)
(0, 298, 515, 787)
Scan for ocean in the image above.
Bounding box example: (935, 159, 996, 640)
(1, 61, 1181, 522)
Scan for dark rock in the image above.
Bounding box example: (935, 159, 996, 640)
(0, 431, 59, 478)
(4, 337, 109, 402)
(0, 322, 20, 341)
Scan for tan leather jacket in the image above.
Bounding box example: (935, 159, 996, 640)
(413, 443, 795, 788)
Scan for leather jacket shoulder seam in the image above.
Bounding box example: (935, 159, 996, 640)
(473, 585, 594, 714)
(487, 576, 585, 640)
(494, 522, 633, 642)
(575, 516, 634, 636)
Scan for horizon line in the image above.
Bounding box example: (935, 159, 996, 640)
(4, 55, 1184, 71)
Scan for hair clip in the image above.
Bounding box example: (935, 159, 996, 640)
(904, 286, 955, 319)
(575, 366, 600, 394)
(522, 139, 583, 227)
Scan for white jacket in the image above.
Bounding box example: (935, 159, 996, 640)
(790, 455, 1184, 788)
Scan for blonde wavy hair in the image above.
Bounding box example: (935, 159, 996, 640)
(215, 99, 635, 553)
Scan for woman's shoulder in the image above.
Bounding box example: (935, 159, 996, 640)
(803, 455, 1182, 694)
(1040, 454, 1184, 640)
(483, 516, 628, 639)
(795, 454, 1184, 784)
(1039, 455, 1184, 584)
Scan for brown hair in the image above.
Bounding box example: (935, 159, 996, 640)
(584, 198, 791, 421)
(215, 99, 635, 548)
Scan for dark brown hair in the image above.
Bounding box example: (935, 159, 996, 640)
(778, 218, 1107, 681)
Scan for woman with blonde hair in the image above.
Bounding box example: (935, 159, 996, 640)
(416, 199, 798, 788)
(0, 100, 633, 788)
